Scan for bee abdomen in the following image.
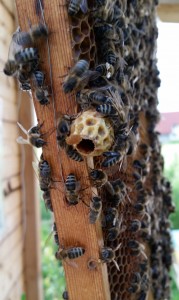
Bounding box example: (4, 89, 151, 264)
(33, 70, 45, 87)
(107, 228, 119, 241)
(63, 77, 78, 93)
(15, 48, 39, 64)
(68, 0, 79, 15)
(65, 173, 76, 191)
(66, 146, 83, 162)
(67, 247, 85, 259)
(89, 211, 99, 224)
(31, 137, 46, 148)
(102, 155, 121, 168)
(96, 104, 117, 115)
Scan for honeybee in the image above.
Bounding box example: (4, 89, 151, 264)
(89, 169, 114, 195)
(3, 60, 18, 76)
(128, 272, 142, 294)
(99, 246, 120, 271)
(128, 219, 141, 232)
(33, 70, 45, 87)
(96, 103, 118, 116)
(42, 190, 53, 211)
(105, 49, 117, 66)
(12, 23, 48, 46)
(68, 0, 88, 15)
(127, 240, 147, 259)
(19, 81, 31, 91)
(106, 216, 124, 241)
(62, 290, 69, 300)
(53, 223, 59, 246)
(95, 23, 118, 41)
(101, 151, 122, 168)
(95, 63, 114, 79)
(76, 89, 112, 110)
(35, 87, 50, 106)
(38, 154, 51, 191)
(65, 145, 84, 162)
(102, 207, 118, 228)
(89, 196, 102, 224)
(63, 60, 99, 93)
(133, 203, 146, 215)
(14, 48, 39, 64)
(65, 173, 81, 205)
(55, 246, 85, 265)
(16, 122, 47, 148)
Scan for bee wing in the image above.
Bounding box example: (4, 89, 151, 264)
(112, 259, 120, 271)
(17, 122, 28, 135)
(8, 28, 23, 59)
(43, 230, 53, 250)
(16, 136, 29, 145)
(79, 70, 100, 88)
(80, 0, 88, 14)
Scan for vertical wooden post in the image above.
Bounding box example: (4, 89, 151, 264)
(15, 1, 111, 300)
(19, 93, 43, 300)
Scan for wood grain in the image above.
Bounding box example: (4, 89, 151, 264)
(15, 1, 110, 300)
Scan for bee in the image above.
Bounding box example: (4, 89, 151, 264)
(65, 173, 81, 205)
(89, 169, 114, 195)
(89, 196, 102, 224)
(133, 203, 146, 215)
(38, 155, 51, 191)
(12, 23, 48, 46)
(65, 145, 84, 162)
(127, 240, 147, 259)
(14, 48, 39, 64)
(55, 246, 85, 261)
(95, 23, 118, 41)
(106, 216, 124, 241)
(35, 87, 50, 106)
(16, 122, 47, 148)
(68, 0, 88, 15)
(53, 223, 59, 246)
(96, 103, 117, 116)
(101, 151, 122, 168)
(63, 60, 89, 93)
(62, 290, 69, 300)
(105, 50, 117, 66)
(128, 272, 141, 294)
(33, 70, 45, 87)
(99, 246, 120, 271)
(19, 81, 31, 91)
(128, 219, 141, 232)
(76, 89, 112, 110)
(102, 208, 118, 228)
(42, 190, 53, 211)
(3, 60, 18, 76)
(95, 63, 114, 79)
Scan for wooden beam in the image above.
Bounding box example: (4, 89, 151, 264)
(157, 3, 179, 22)
(15, 1, 110, 300)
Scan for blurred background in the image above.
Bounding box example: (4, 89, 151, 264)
(0, 1, 179, 300)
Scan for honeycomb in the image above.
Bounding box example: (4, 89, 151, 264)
(65, 0, 174, 299)
(66, 109, 114, 156)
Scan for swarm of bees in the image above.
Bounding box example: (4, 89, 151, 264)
(6, 0, 174, 299)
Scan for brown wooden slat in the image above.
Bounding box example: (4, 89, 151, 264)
(157, 4, 179, 22)
(7, 272, 25, 300)
(0, 0, 16, 17)
(0, 3, 15, 32)
(0, 224, 23, 260)
(3, 191, 22, 215)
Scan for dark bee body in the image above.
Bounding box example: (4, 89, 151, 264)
(65, 173, 81, 205)
(42, 190, 53, 211)
(63, 60, 89, 93)
(102, 151, 121, 168)
(106, 50, 117, 66)
(30, 23, 48, 40)
(128, 240, 146, 258)
(89, 196, 102, 224)
(100, 247, 115, 263)
(62, 290, 69, 300)
(96, 104, 117, 116)
(129, 219, 141, 232)
(89, 169, 108, 188)
(55, 246, 85, 260)
(28, 124, 47, 148)
(13, 24, 48, 46)
(56, 114, 72, 147)
(133, 203, 146, 215)
(3, 60, 18, 76)
(95, 63, 114, 79)
(35, 88, 50, 105)
(53, 222, 59, 246)
(14, 48, 39, 64)
(39, 155, 51, 191)
(128, 272, 141, 294)
(66, 145, 83, 162)
(76, 89, 112, 109)
(102, 208, 118, 228)
(33, 70, 45, 87)
(19, 82, 31, 91)
(68, 0, 88, 15)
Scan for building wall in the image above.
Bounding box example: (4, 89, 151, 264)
(0, 1, 25, 299)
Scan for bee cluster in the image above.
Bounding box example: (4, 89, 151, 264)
(6, 0, 175, 299)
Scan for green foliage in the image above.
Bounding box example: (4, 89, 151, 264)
(41, 220, 66, 300)
(21, 294, 26, 300)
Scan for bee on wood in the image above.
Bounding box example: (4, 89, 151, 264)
(38, 154, 51, 191)
(53, 223, 59, 246)
(62, 290, 69, 300)
(14, 47, 39, 64)
(65, 145, 84, 162)
(56, 114, 72, 147)
(89, 196, 102, 224)
(35, 87, 50, 106)
(42, 190, 53, 211)
(16, 122, 47, 148)
(68, 0, 88, 15)
(12, 23, 48, 47)
(19, 81, 31, 91)
(3, 60, 19, 76)
(99, 245, 120, 271)
(65, 173, 81, 205)
(63, 60, 99, 93)
(55, 246, 85, 267)
(33, 70, 45, 87)
(95, 63, 114, 79)
(128, 240, 147, 259)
